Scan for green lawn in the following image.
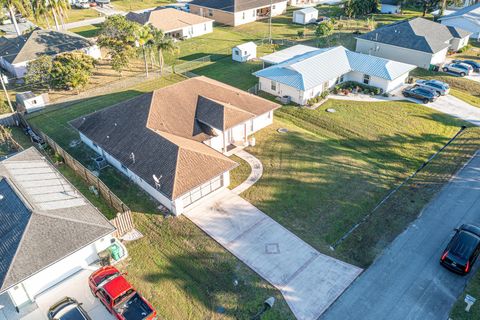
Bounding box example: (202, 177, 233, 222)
(451, 270, 480, 319)
(228, 155, 251, 190)
(27, 74, 294, 320)
(232, 100, 477, 266)
(69, 24, 102, 38)
(35, 8, 101, 28)
(411, 68, 480, 108)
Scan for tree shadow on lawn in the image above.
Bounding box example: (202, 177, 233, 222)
(240, 113, 468, 264)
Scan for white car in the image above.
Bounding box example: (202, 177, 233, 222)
(74, 0, 90, 8)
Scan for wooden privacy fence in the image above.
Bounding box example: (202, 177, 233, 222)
(110, 211, 135, 238)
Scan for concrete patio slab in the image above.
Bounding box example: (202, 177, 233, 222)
(185, 189, 362, 320)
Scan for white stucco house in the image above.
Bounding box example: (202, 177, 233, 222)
(254, 45, 416, 105)
(292, 7, 318, 25)
(0, 28, 101, 78)
(126, 7, 213, 39)
(232, 42, 257, 62)
(380, 0, 401, 14)
(189, 0, 288, 26)
(71, 76, 279, 215)
(0, 148, 116, 315)
(355, 17, 471, 69)
(438, 3, 480, 40)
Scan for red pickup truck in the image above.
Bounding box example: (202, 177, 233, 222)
(88, 266, 157, 320)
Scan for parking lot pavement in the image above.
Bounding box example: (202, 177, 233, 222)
(424, 95, 480, 126)
(322, 151, 480, 320)
(185, 189, 362, 320)
(34, 268, 115, 320)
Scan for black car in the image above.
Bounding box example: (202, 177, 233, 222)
(440, 224, 480, 275)
(48, 297, 92, 320)
(453, 59, 480, 72)
(402, 86, 438, 103)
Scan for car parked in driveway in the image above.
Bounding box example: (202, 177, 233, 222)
(89, 266, 157, 320)
(440, 224, 480, 275)
(415, 79, 450, 96)
(402, 86, 438, 103)
(48, 297, 92, 320)
(443, 62, 473, 76)
(453, 59, 480, 73)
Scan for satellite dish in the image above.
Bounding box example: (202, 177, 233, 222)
(153, 174, 162, 189)
(130, 152, 135, 163)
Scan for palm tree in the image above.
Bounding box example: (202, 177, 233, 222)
(152, 28, 178, 77)
(135, 25, 154, 77)
(50, 0, 70, 30)
(1, 0, 30, 36)
(31, 0, 51, 29)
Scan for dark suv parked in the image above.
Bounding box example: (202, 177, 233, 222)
(440, 224, 480, 275)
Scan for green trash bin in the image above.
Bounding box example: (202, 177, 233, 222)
(109, 243, 121, 261)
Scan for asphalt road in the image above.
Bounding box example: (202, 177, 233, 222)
(322, 151, 480, 320)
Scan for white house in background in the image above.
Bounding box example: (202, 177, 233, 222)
(355, 17, 471, 69)
(380, 0, 401, 14)
(71, 77, 279, 215)
(125, 8, 213, 39)
(289, 0, 340, 6)
(254, 45, 416, 105)
(189, 0, 288, 26)
(0, 148, 116, 315)
(438, 3, 480, 40)
(0, 28, 101, 78)
(292, 7, 318, 25)
(232, 42, 257, 62)
(15, 91, 49, 114)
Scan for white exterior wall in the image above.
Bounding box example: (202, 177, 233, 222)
(233, 1, 287, 26)
(356, 38, 446, 69)
(441, 17, 480, 40)
(344, 71, 409, 92)
(293, 10, 318, 24)
(450, 35, 471, 51)
(7, 234, 114, 307)
(232, 46, 256, 62)
(258, 77, 305, 104)
(174, 20, 213, 39)
(380, 4, 401, 14)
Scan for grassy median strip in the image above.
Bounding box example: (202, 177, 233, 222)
(451, 272, 480, 319)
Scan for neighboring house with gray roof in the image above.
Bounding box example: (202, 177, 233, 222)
(0, 147, 115, 312)
(438, 3, 480, 40)
(380, 0, 401, 14)
(70, 76, 279, 215)
(0, 28, 101, 78)
(254, 45, 416, 104)
(355, 17, 471, 69)
(189, 0, 288, 26)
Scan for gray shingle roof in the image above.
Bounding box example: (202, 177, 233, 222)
(438, 3, 480, 20)
(189, 0, 286, 12)
(0, 148, 115, 293)
(357, 17, 471, 53)
(70, 77, 279, 200)
(0, 28, 94, 64)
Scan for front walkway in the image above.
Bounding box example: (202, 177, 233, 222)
(185, 190, 362, 320)
(231, 150, 263, 195)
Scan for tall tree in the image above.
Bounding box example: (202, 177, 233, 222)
(135, 25, 154, 77)
(151, 28, 178, 76)
(31, 0, 51, 29)
(342, 0, 379, 17)
(1, 0, 31, 36)
(50, 52, 95, 93)
(98, 15, 138, 75)
(25, 55, 53, 91)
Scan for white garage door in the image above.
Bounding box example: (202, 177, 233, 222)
(182, 175, 224, 208)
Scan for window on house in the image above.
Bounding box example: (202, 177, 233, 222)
(204, 23, 207, 31)
(251, 119, 254, 131)
(271, 81, 277, 91)
(363, 74, 370, 85)
(235, 49, 240, 56)
(242, 12, 245, 19)
(32, 99, 37, 104)
(338, 75, 344, 83)
(268, 111, 272, 119)
(273, 4, 276, 9)
(253, 9, 256, 17)
(208, 9, 213, 16)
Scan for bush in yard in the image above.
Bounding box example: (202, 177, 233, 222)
(297, 30, 305, 38)
(321, 90, 329, 99)
(315, 21, 334, 37)
(338, 81, 382, 95)
(458, 44, 472, 53)
(25, 55, 53, 90)
(50, 52, 96, 92)
(343, 0, 379, 17)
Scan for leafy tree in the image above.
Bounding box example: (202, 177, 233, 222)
(50, 52, 95, 92)
(151, 28, 178, 76)
(25, 55, 53, 90)
(343, 0, 379, 17)
(98, 15, 139, 75)
(315, 21, 334, 37)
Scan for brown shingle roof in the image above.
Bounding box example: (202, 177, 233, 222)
(126, 8, 213, 33)
(71, 77, 279, 200)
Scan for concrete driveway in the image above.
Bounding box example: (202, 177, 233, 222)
(424, 94, 480, 126)
(185, 189, 362, 320)
(321, 151, 480, 320)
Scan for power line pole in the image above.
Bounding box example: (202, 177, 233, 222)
(0, 72, 14, 114)
(269, 0, 272, 44)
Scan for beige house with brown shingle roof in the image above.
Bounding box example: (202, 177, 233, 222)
(126, 8, 213, 39)
(71, 77, 279, 215)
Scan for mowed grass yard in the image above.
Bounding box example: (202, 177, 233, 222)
(233, 100, 480, 267)
(26, 74, 294, 320)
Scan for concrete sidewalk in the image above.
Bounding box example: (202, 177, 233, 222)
(185, 189, 362, 320)
(231, 150, 263, 195)
(425, 95, 480, 126)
